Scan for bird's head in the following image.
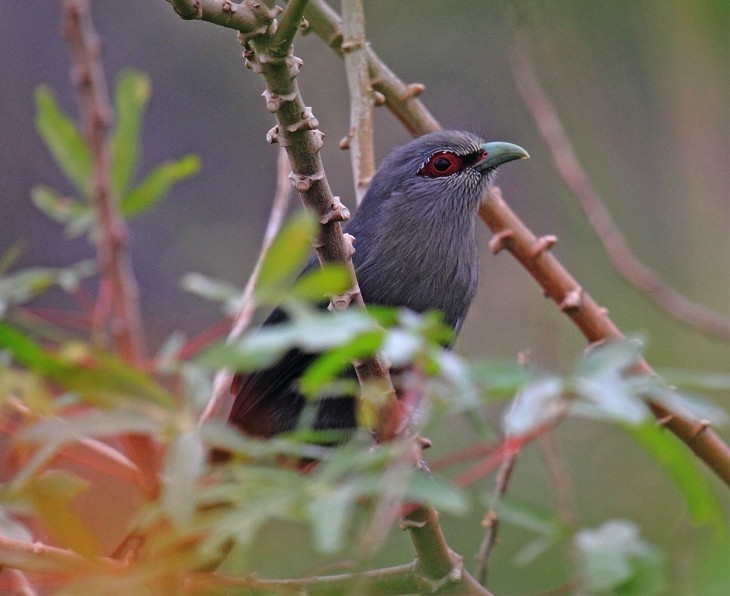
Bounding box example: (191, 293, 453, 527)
(359, 130, 529, 219)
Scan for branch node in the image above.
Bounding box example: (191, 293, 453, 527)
(372, 90, 387, 106)
(400, 82, 426, 100)
(656, 414, 675, 427)
(288, 170, 324, 192)
(266, 125, 285, 145)
(339, 135, 351, 150)
(319, 197, 351, 224)
(399, 517, 428, 530)
(261, 88, 297, 112)
(414, 555, 464, 593)
(559, 287, 584, 313)
(341, 39, 365, 53)
(287, 106, 319, 132)
(329, 286, 360, 311)
(343, 232, 356, 256)
(691, 419, 712, 439)
(530, 234, 557, 258)
(285, 55, 304, 76)
(311, 129, 325, 151)
(488, 229, 514, 254)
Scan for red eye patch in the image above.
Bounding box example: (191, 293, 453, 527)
(418, 151, 464, 177)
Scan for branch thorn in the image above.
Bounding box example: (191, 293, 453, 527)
(530, 234, 557, 257)
(559, 287, 584, 313)
(489, 229, 514, 254)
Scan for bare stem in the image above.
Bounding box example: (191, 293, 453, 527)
(0, 535, 123, 576)
(199, 147, 292, 424)
(62, 0, 157, 499)
(341, 0, 376, 205)
(62, 0, 147, 365)
(474, 451, 518, 585)
(510, 34, 730, 341)
(480, 186, 730, 486)
(238, 1, 399, 440)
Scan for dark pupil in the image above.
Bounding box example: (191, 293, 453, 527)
(434, 157, 451, 171)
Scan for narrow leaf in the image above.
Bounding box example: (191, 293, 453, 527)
(0, 323, 174, 407)
(255, 212, 317, 297)
(162, 430, 205, 527)
(110, 69, 151, 197)
(34, 86, 92, 198)
(625, 421, 722, 526)
(31, 185, 94, 237)
(24, 471, 103, 557)
(121, 154, 200, 218)
(288, 264, 351, 302)
(575, 520, 665, 595)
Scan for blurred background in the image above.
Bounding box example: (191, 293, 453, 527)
(1, 1, 728, 592)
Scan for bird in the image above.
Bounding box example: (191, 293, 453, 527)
(228, 130, 528, 443)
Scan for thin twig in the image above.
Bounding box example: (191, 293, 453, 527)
(0, 535, 124, 576)
(510, 33, 730, 341)
(341, 0, 376, 205)
(62, 0, 158, 499)
(474, 450, 518, 585)
(235, 0, 400, 441)
(62, 0, 147, 364)
(480, 185, 730, 485)
(199, 147, 292, 424)
(305, 0, 441, 136)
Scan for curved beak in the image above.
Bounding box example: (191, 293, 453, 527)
(475, 141, 529, 172)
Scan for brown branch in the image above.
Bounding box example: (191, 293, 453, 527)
(480, 186, 730, 485)
(510, 34, 730, 342)
(199, 147, 292, 424)
(62, 0, 158, 500)
(305, 0, 441, 136)
(401, 505, 493, 595)
(304, 3, 730, 483)
(474, 451, 518, 585)
(0, 535, 123, 576)
(62, 0, 147, 364)
(341, 0, 376, 205)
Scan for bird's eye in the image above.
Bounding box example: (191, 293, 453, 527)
(418, 151, 463, 177)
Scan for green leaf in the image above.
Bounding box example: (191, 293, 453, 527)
(255, 211, 317, 298)
(180, 272, 241, 315)
(575, 520, 665, 595)
(659, 367, 730, 392)
(110, 69, 151, 198)
(199, 308, 379, 373)
(288, 264, 351, 302)
(34, 86, 92, 198)
(503, 376, 566, 437)
(0, 323, 174, 408)
(162, 430, 206, 527)
(624, 421, 722, 526)
(23, 470, 103, 557)
(300, 329, 383, 396)
(405, 473, 468, 515)
(0, 241, 27, 275)
(31, 185, 94, 237)
(120, 154, 200, 218)
(307, 484, 356, 553)
(20, 409, 162, 445)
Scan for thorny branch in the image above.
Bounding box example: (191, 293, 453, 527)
(510, 34, 730, 342)
(303, 0, 730, 488)
(341, 0, 376, 205)
(235, 0, 403, 442)
(474, 451, 518, 584)
(62, 0, 147, 364)
(62, 0, 158, 499)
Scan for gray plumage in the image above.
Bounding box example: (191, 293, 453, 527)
(228, 130, 528, 440)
